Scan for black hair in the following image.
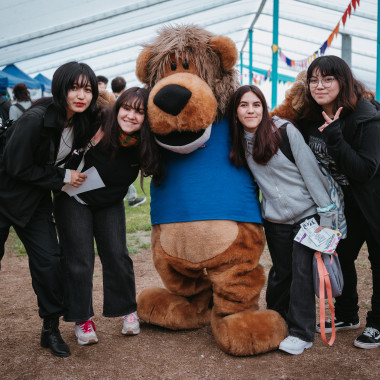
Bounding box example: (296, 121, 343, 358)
(96, 75, 108, 85)
(50, 61, 99, 148)
(304, 55, 372, 120)
(111, 77, 126, 93)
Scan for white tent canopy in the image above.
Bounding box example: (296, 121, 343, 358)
(0, 0, 377, 104)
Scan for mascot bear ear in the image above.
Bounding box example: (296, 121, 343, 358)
(209, 35, 238, 72)
(136, 47, 152, 84)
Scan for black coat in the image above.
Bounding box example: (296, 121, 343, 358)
(322, 98, 380, 237)
(0, 102, 66, 227)
(301, 98, 380, 239)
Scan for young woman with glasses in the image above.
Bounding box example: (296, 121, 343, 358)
(298, 55, 380, 349)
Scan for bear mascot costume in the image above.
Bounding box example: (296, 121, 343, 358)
(135, 24, 287, 356)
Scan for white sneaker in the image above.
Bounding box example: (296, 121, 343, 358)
(279, 336, 312, 355)
(122, 311, 140, 335)
(75, 320, 98, 345)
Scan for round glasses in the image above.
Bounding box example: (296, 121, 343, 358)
(308, 77, 335, 88)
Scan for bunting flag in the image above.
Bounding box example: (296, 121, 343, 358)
(276, 0, 360, 68)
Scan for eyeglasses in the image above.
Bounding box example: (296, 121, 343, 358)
(308, 77, 335, 88)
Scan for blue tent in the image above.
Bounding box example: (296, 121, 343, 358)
(0, 72, 8, 92)
(34, 73, 52, 93)
(2, 64, 42, 89)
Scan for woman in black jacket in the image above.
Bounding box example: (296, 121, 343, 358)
(53, 87, 150, 346)
(0, 61, 98, 357)
(299, 55, 380, 349)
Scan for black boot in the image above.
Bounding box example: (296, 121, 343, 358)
(41, 318, 71, 357)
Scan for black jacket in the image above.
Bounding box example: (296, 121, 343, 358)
(301, 98, 380, 238)
(0, 97, 11, 124)
(0, 102, 66, 227)
(64, 143, 140, 208)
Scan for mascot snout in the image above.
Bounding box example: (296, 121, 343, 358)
(148, 73, 217, 136)
(153, 84, 191, 116)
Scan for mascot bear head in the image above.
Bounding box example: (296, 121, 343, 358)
(136, 24, 239, 152)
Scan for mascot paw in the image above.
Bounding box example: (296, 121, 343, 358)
(137, 287, 212, 330)
(211, 309, 287, 356)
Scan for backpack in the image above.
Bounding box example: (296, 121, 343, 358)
(277, 122, 295, 164)
(0, 119, 15, 160)
(278, 122, 347, 237)
(14, 103, 26, 113)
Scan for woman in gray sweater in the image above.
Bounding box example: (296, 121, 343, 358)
(228, 85, 336, 355)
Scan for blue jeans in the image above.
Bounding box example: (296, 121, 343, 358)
(264, 216, 317, 342)
(53, 193, 137, 322)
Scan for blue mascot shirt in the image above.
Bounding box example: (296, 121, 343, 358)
(150, 118, 262, 225)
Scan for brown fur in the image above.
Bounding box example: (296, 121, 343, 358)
(96, 89, 116, 108)
(136, 24, 239, 120)
(147, 73, 217, 134)
(136, 24, 288, 356)
(270, 70, 307, 121)
(159, 220, 239, 262)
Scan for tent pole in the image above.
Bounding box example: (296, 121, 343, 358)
(377, 0, 380, 101)
(272, 0, 279, 109)
(240, 52, 243, 84)
(249, 29, 253, 85)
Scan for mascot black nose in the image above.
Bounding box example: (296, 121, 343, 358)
(153, 84, 192, 116)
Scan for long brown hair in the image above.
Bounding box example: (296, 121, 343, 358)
(303, 55, 373, 120)
(99, 87, 149, 152)
(228, 85, 281, 166)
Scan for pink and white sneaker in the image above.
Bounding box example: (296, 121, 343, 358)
(75, 320, 98, 345)
(122, 312, 140, 335)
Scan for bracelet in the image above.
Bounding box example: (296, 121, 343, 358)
(317, 203, 336, 213)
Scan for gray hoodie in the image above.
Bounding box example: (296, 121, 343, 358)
(244, 117, 335, 226)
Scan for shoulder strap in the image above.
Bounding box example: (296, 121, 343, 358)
(15, 103, 26, 113)
(315, 251, 336, 346)
(278, 122, 295, 164)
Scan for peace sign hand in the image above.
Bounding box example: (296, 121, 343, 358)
(318, 107, 343, 132)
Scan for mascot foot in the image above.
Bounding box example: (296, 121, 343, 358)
(137, 287, 212, 330)
(211, 309, 287, 356)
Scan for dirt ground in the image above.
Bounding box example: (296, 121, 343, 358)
(1, 232, 379, 380)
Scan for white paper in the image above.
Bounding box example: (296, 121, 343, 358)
(300, 218, 331, 246)
(62, 166, 105, 196)
(294, 218, 342, 254)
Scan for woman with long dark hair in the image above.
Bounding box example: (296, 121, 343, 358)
(299, 55, 380, 349)
(54, 87, 150, 346)
(228, 85, 336, 355)
(0, 61, 98, 357)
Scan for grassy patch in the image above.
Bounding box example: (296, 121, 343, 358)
(124, 175, 152, 233)
(9, 228, 27, 257)
(7, 174, 153, 257)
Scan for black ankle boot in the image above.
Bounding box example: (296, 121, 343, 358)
(41, 318, 70, 357)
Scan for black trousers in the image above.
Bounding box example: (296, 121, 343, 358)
(335, 188, 380, 330)
(264, 216, 317, 342)
(53, 193, 137, 322)
(0, 195, 64, 319)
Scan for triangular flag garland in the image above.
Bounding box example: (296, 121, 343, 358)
(273, 0, 360, 69)
(241, 69, 293, 85)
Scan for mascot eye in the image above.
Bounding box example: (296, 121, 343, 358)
(182, 60, 189, 70)
(171, 62, 177, 71)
